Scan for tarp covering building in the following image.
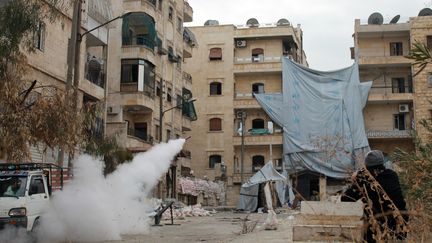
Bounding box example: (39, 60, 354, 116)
(255, 58, 371, 179)
(237, 162, 286, 211)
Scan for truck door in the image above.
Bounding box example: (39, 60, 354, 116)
(27, 175, 49, 220)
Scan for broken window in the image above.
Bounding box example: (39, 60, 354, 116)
(209, 48, 222, 60)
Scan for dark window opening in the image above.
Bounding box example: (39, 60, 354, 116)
(131, 123, 148, 141)
(209, 48, 222, 60)
(166, 129, 171, 142)
(168, 6, 174, 20)
(167, 87, 172, 102)
(392, 78, 406, 93)
(252, 155, 265, 172)
(209, 155, 222, 168)
(209, 118, 222, 131)
(34, 22, 45, 51)
(30, 176, 45, 194)
(252, 83, 265, 94)
(394, 114, 406, 131)
(252, 119, 265, 129)
(210, 82, 222, 95)
(252, 48, 264, 62)
(120, 59, 155, 96)
(390, 42, 403, 56)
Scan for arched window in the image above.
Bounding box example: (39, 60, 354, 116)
(252, 48, 264, 62)
(209, 118, 222, 131)
(252, 119, 265, 129)
(209, 155, 222, 168)
(122, 12, 157, 49)
(210, 82, 222, 95)
(209, 48, 222, 60)
(252, 155, 265, 172)
(252, 83, 264, 94)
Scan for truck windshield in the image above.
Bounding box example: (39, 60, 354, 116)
(0, 176, 27, 198)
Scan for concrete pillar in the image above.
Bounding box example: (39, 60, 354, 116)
(319, 175, 326, 201)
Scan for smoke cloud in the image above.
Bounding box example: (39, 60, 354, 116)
(31, 139, 186, 242)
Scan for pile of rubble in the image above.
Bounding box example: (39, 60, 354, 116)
(161, 203, 216, 220)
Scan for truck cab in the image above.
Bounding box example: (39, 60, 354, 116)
(0, 163, 63, 231)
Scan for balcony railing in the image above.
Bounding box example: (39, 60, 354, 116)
(120, 82, 155, 98)
(366, 130, 413, 139)
(85, 61, 105, 88)
(369, 85, 413, 95)
(128, 128, 153, 142)
(235, 56, 282, 63)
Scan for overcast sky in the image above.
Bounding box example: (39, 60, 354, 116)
(186, 0, 430, 71)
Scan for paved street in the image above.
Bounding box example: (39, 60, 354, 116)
(114, 211, 295, 243)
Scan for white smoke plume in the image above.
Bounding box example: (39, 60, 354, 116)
(34, 139, 185, 242)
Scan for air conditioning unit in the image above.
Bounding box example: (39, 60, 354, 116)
(107, 106, 120, 115)
(399, 104, 409, 113)
(236, 40, 247, 48)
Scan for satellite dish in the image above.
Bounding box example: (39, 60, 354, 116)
(204, 20, 219, 26)
(368, 12, 384, 25)
(418, 8, 432, 16)
(389, 15, 400, 24)
(277, 18, 290, 26)
(246, 18, 259, 27)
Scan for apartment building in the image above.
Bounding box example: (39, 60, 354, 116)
(105, 0, 196, 198)
(26, 0, 113, 165)
(184, 19, 306, 206)
(353, 10, 432, 155)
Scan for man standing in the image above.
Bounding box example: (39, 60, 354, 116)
(342, 150, 408, 242)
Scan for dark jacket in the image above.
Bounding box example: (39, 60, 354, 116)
(341, 168, 408, 241)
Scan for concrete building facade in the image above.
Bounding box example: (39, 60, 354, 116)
(184, 19, 306, 206)
(353, 12, 432, 156)
(26, 0, 113, 165)
(105, 0, 196, 198)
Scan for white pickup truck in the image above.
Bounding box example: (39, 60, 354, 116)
(0, 163, 64, 231)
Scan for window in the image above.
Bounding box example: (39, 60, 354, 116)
(177, 17, 182, 31)
(251, 48, 264, 62)
(252, 119, 265, 129)
(210, 82, 222, 95)
(394, 114, 406, 130)
(167, 87, 172, 102)
(156, 81, 161, 96)
(121, 59, 155, 95)
(168, 6, 173, 20)
(209, 48, 222, 60)
(427, 36, 432, 50)
(390, 42, 403, 56)
(209, 155, 222, 168)
(176, 93, 182, 108)
(392, 78, 406, 93)
(155, 125, 160, 141)
(209, 118, 222, 131)
(166, 129, 171, 142)
(252, 155, 265, 172)
(30, 176, 45, 195)
(122, 12, 156, 49)
(133, 123, 148, 141)
(168, 46, 177, 62)
(34, 22, 45, 51)
(252, 83, 265, 94)
(158, 0, 163, 11)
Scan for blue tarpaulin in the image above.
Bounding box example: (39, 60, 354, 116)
(255, 58, 371, 179)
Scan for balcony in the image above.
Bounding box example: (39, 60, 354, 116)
(123, 0, 156, 18)
(358, 55, 410, 67)
(183, 27, 196, 58)
(120, 83, 155, 112)
(233, 133, 283, 146)
(367, 85, 413, 104)
(234, 56, 282, 75)
(182, 116, 192, 131)
(183, 0, 193, 22)
(366, 130, 413, 139)
(234, 94, 262, 109)
(106, 122, 152, 152)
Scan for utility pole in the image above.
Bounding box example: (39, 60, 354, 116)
(240, 111, 246, 184)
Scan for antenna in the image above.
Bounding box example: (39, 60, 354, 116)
(389, 15, 400, 24)
(368, 12, 384, 25)
(418, 8, 432, 16)
(277, 18, 290, 26)
(246, 18, 259, 27)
